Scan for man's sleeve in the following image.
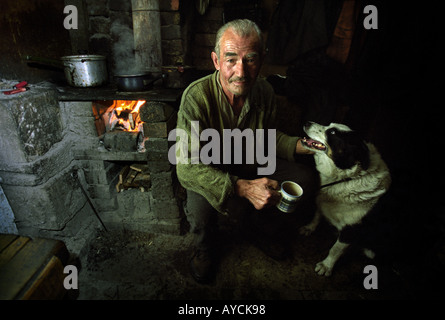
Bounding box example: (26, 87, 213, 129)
(276, 131, 299, 161)
(175, 89, 238, 214)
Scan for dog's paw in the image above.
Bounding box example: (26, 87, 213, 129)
(299, 224, 316, 236)
(315, 261, 333, 277)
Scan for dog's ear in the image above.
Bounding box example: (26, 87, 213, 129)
(330, 131, 369, 170)
(331, 141, 356, 169)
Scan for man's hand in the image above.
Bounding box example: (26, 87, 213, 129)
(296, 138, 315, 155)
(235, 177, 280, 210)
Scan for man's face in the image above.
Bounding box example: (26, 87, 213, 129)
(211, 29, 262, 97)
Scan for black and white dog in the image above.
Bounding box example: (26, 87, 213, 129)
(299, 122, 391, 276)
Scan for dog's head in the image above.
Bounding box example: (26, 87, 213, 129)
(302, 122, 370, 170)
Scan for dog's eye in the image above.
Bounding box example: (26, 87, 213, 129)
(328, 129, 336, 135)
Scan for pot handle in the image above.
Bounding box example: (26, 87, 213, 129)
(25, 55, 63, 68)
(143, 74, 164, 85)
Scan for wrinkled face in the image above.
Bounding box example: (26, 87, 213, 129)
(211, 29, 262, 97)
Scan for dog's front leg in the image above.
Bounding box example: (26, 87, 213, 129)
(299, 209, 321, 236)
(315, 239, 349, 276)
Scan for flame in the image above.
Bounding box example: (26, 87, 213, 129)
(107, 100, 145, 132)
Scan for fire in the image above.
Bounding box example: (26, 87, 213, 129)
(106, 100, 146, 132)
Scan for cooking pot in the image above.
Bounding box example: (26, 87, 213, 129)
(115, 73, 161, 92)
(25, 55, 108, 87)
(61, 55, 107, 87)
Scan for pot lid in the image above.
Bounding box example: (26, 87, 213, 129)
(61, 55, 106, 61)
(114, 73, 151, 77)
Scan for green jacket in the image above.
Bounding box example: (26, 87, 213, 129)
(175, 70, 299, 214)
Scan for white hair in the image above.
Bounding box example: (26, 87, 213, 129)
(214, 19, 263, 57)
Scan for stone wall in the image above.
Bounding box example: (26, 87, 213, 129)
(191, 1, 224, 71)
(64, 99, 182, 236)
(86, 0, 192, 76)
(85, 0, 267, 74)
(0, 84, 99, 255)
(0, 82, 183, 256)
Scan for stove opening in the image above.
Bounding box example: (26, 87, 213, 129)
(93, 100, 148, 152)
(106, 100, 145, 132)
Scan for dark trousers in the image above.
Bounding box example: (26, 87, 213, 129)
(183, 158, 318, 252)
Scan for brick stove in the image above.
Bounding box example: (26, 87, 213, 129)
(0, 81, 183, 255)
(0, 0, 204, 256)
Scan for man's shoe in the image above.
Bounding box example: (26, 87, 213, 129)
(189, 250, 216, 284)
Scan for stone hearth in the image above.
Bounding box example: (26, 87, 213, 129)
(0, 82, 183, 256)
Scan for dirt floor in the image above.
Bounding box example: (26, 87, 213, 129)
(76, 202, 445, 301)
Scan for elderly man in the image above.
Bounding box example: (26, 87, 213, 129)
(175, 19, 316, 283)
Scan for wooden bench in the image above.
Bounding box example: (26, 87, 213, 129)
(0, 234, 70, 300)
